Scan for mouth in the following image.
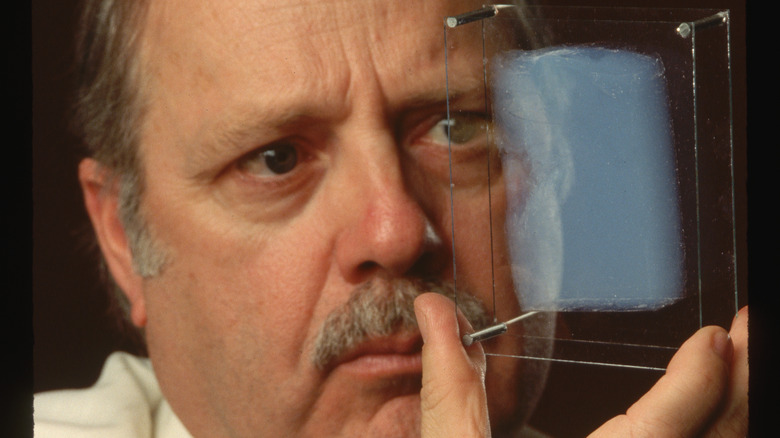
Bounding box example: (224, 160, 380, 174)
(326, 331, 424, 379)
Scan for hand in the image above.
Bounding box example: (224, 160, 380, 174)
(415, 293, 491, 438)
(590, 306, 748, 437)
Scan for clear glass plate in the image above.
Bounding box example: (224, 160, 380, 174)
(444, 4, 740, 370)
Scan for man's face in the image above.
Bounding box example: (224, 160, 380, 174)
(132, 0, 527, 436)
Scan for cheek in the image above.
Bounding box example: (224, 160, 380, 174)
(141, 201, 334, 371)
(136, 182, 354, 434)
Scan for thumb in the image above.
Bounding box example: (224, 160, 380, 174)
(414, 293, 491, 438)
(590, 325, 733, 437)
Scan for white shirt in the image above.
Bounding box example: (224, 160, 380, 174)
(34, 352, 193, 438)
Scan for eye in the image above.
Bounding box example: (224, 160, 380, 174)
(425, 113, 487, 146)
(408, 111, 500, 186)
(237, 142, 299, 177)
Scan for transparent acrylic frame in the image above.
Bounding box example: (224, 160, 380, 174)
(444, 5, 741, 370)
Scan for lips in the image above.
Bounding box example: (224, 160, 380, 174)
(326, 331, 424, 379)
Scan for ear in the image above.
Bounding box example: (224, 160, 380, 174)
(79, 158, 147, 327)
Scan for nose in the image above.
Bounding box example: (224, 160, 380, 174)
(333, 141, 446, 283)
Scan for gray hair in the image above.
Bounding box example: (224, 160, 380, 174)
(74, 0, 165, 324)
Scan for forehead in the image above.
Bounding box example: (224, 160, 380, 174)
(135, 0, 489, 176)
(141, 0, 482, 61)
(139, 0, 485, 111)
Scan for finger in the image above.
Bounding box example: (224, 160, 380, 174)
(702, 306, 749, 437)
(414, 293, 490, 438)
(590, 325, 732, 437)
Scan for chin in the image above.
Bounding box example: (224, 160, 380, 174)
(301, 381, 423, 438)
(361, 394, 422, 438)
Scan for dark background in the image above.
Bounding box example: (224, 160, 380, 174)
(28, 0, 761, 437)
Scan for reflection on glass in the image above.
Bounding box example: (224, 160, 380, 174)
(444, 5, 739, 370)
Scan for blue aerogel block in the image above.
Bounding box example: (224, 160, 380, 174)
(492, 46, 684, 311)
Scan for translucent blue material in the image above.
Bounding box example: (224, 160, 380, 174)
(493, 47, 684, 311)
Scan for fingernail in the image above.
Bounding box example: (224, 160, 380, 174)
(711, 329, 733, 361)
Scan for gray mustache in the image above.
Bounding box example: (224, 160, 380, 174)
(312, 278, 492, 370)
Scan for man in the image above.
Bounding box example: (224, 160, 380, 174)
(34, 0, 748, 437)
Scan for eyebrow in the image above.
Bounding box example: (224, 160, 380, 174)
(187, 107, 325, 178)
(216, 81, 484, 144)
(187, 78, 485, 180)
(398, 75, 485, 109)
(218, 111, 316, 152)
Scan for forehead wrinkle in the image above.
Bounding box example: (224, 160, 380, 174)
(142, 1, 358, 88)
(185, 102, 347, 181)
(220, 0, 396, 67)
(141, 0, 487, 93)
(138, 1, 356, 165)
(140, 0, 488, 174)
(360, 1, 487, 114)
